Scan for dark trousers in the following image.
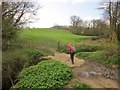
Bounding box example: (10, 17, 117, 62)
(70, 52, 75, 64)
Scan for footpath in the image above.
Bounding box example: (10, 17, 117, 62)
(47, 52, 119, 88)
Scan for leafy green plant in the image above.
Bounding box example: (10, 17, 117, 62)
(73, 82, 91, 90)
(11, 60, 72, 89)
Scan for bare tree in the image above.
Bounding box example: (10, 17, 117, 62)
(99, 0, 120, 41)
(70, 15, 82, 27)
(70, 15, 83, 34)
(91, 19, 109, 37)
(2, 2, 40, 50)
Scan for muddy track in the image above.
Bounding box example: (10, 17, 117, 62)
(48, 52, 119, 88)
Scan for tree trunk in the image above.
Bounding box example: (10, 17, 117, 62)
(111, 31, 118, 42)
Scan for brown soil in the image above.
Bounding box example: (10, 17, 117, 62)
(48, 52, 119, 88)
(48, 52, 85, 67)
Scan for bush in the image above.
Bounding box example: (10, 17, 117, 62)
(73, 82, 91, 90)
(91, 37, 100, 40)
(57, 44, 102, 54)
(2, 49, 28, 90)
(39, 48, 54, 56)
(76, 45, 102, 53)
(25, 48, 44, 66)
(2, 48, 47, 90)
(57, 45, 69, 54)
(11, 60, 72, 89)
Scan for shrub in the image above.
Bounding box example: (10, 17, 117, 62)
(76, 45, 102, 53)
(91, 37, 100, 40)
(2, 49, 28, 90)
(57, 45, 69, 54)
(11, 60, 72, 89)
(57, 44, 102, 54)
(2, 48, 47, 90)
(73, 82, 91, 90)
(39, 48, 54, 56)
(25, 48, 44, 66)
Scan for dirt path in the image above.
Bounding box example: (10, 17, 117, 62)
(48, 52, 85, 67)
(48, 52, 119, 88)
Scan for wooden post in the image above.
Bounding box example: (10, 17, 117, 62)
(28, 40, 32, 48)
(29, 41, 32, 48)
(58, 40, 60, 50)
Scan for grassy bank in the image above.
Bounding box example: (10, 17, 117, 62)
(76, 51, 119, 68)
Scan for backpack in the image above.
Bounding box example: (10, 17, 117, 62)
(72, 46, 76, 53)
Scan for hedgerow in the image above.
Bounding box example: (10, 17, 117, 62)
(57, 44, 102, 54)
(11, 60, 72, 89)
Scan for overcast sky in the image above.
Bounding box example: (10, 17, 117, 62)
(29, 0, 103, 28)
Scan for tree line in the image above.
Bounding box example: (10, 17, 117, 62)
(69, 16, 109, 37)
(73, 1, 120, 41)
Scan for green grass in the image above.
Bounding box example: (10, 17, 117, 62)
(17, 28, 118, 53)
(83, 38, 118, 50)
(73, 82, 91, 90)
(16, 28, 118, 53)
(11, 60, 72, 89)
(76, 51, 120, 68)
(18, 28, 94, 50)
(19, 28, 92, 42)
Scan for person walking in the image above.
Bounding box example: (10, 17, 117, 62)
(68, 44, 76, 64)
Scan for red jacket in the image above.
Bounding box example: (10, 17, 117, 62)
(68, 44, 72, 52)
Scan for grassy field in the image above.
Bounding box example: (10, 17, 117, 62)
(19, 28, 93, 42)
(16, 28, 118, 50)
(17, 28, 94, 50)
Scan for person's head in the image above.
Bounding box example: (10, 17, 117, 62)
(68, 43, 72, 47)
(68, 43, 70, 46)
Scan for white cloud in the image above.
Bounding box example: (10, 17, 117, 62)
(35, 0, 99, 4)
(28, 0, 102, 28)
(2, 0, 30, 2)
(29, 9, 70, 28)
(83, 16, 100, 21)
(71, 0, 87, 3)
(33, 0, 69, 3)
